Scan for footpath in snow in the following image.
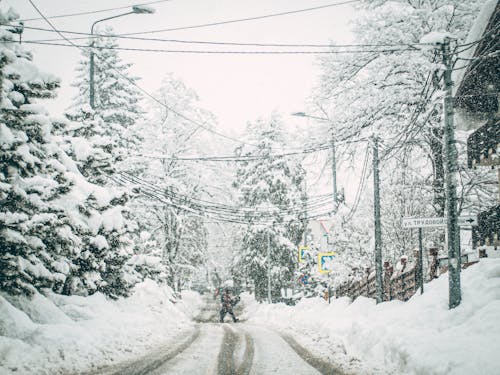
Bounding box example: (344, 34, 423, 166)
(0, 280, 203, 375)
(242, 258, 500, 375)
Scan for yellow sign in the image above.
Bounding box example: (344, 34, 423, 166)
(298, 245, 309, 263)
(318, 252, 336, 274)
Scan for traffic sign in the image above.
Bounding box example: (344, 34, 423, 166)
(298, 274, 309, 285)
(402, 217, 445, 228)
(318, 252, 336, 274)
(457, 215, 477, 226)
(402, 215, 478, 228)
(298, 245, 310, 263)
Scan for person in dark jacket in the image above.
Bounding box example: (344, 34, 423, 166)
(219, 289, 239, 322)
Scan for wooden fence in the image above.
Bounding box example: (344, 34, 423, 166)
(334, 250, 478, 302)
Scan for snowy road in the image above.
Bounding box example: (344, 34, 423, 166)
(81, 297, 344, 375)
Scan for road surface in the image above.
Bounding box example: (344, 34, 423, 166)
(81, 297, 345, 375)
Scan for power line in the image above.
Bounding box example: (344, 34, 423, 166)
(379, 50, 439, 161)
(113, 173, 335, 225)
(131, 134, 368, 163)
(119, 171, 332, 214)
(18, 25, 435, 49)
(110, 0, 361, 36)
(18, 40, 415, 55)
(26, 0, 261, 149)
(115, 171, 335, 225)
(344, 143, 370, 222)
(19, 0, 172, 22)
(17, 1, 361, 35)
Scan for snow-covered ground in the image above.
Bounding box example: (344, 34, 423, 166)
(241, 258, 500, 375)
(0, 280, 203, 375)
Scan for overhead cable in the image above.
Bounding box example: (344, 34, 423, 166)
(18, 40, 415, 55)
(19, 1, 172, 22)
(26, 0, 262, 149)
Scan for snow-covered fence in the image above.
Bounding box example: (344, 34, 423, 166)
(334, 252, 479, 302)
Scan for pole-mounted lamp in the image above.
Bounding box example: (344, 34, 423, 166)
(89, 5, 155, 109)
(292, 111, 338, 212)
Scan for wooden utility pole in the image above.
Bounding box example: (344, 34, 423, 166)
(442, 37, 461, 309)
(372, 136, 383, 303)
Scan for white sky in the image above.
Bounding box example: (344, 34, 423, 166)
(11, 0, 355, 136)
(9, 0, 367, 266)
(9, 0, 365, 203)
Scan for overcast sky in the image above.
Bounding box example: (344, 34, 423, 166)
(7, 0, 365, 206)
(11, 0, 356, 136)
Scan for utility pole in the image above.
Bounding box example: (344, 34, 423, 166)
(331, 128, 338, 211)
(88, 6, 155, 109)
(303, 178, 308, 246)
(89, 42, 95, 109)
(372, 136, 383, 303)
(267, 231, 272, 304)
(441, 37, 461, 309)
(290, 112, 338, 212)
(418, 228, 424, 294)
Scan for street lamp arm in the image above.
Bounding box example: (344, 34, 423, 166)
(291, 112, 330, 123)
(292, 110, 338, 212)
(90, 11, 135, 34)
(88, 6, 154, 110)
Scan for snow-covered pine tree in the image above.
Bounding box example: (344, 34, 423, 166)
(233, 115, 305, 302)
(67, 26, 143, 167)
(61, 26, 143, 299)
(0, 7, 79, 296)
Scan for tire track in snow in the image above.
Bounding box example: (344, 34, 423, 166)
(217, 325, 254, 375)
(217, 325, 238, 374)
(280, 333, 347, 375)
(82, 327, 200, 375)
(235, 331, 254, 375)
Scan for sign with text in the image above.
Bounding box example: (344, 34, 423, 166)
(402, 216, 478, 228)
(457, 216, 478, 226)
(402, 217, 446, 228)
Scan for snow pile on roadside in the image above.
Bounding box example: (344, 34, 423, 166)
(176, 289, 204, 319)
(0, 280, 202, 375)
(242, 259, 500, 375)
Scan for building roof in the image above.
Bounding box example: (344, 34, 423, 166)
(453, 1, 499, 114)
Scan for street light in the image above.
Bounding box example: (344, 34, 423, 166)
(89, 5, 155, 109)
(292, 112, 338, 212)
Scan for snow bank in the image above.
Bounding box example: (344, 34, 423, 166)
(0, 281, 201, 375)
(176, 289, 205, 319)
(243, 259, 500, 375)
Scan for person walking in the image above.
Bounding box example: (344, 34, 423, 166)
(219, 289, 239, 323)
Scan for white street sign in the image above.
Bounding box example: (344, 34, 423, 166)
(402, 217, 446, 228)
(457, 215, 478, 226)
(402, 215, 478, 229)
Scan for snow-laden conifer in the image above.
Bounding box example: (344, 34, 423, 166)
(61, 26, 143, 298)
(232, 115, 305, 301)
(0, 7, 78, 296)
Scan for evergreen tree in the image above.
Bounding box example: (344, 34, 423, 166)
(61, 26, 143, 298)
(0, 8, 78, 296)
(233, 115, 305, 302)
(66, 26, 143, 176)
